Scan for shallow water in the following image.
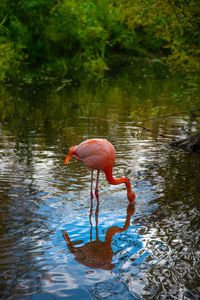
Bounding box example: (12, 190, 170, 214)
(0, 65, 200, 299)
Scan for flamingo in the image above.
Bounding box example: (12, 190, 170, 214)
(64, 138, 135, 205)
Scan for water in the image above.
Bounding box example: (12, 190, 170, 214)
(0, 64, 200, 299)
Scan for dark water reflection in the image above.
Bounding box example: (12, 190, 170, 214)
(0, 65, 200, 299)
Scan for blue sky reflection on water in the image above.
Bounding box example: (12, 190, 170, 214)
(36, 210, 148, 299)
(15, 165, 157, 299)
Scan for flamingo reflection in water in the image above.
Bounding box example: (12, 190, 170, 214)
(62, 204, 135, 270)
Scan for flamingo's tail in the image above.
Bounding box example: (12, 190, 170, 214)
(64, 145, 77, 165)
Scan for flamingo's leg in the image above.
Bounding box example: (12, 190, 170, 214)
(95, 170, 100, 214)
(95, 170, 100, 197)
(90, 170, 94, 215)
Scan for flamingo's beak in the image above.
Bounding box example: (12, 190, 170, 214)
(64, 153, 71, 165)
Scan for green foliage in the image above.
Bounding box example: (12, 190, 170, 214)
(0, 37, 24, 81)
(0, 0, 137, 82)
(123, 0, 200, 86)
(0, 0, 200, 85)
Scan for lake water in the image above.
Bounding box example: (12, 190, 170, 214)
(0, 64, 200, 299)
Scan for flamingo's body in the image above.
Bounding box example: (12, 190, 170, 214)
(64, 138, 135, 204)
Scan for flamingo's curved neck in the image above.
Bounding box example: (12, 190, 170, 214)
(104, 167, 135, 204)
(104, 168, 131, 190)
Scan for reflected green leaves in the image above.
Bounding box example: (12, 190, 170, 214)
(0, 65, 199, 144)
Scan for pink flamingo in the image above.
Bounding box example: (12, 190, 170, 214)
(64, 138, 135, 205)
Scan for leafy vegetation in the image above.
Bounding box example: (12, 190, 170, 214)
(0, 0, 200, 85)
(123, 0, 200, 87)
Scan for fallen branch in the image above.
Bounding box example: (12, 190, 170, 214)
(132, 108, 200, 124)
(170, 132, 200, 152)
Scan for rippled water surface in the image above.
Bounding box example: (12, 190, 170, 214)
(0, 65, 200, 299)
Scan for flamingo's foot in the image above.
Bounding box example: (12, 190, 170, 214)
(89, 208, 93, 217)
(95, 200, 99, 215)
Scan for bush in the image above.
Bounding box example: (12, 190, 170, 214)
(0, 0, 200, 85)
